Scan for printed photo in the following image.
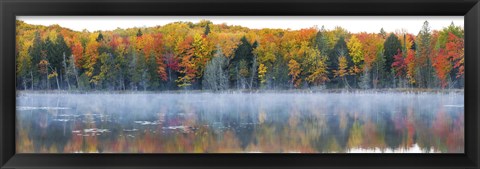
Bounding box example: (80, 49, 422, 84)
(15, 16, 464, 153)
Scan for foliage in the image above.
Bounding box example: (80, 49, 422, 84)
(383, 33, 402, 74)
(203, 47, 229, 91)
(15, 20, 464, 91)
(288, 59, 302, 88)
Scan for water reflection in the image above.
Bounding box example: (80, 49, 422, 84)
(16, 92, 464, 153)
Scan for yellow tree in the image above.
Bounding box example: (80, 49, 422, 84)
(302, 47, 329, 85)
(305, 58, 329, 86)
(83, 36, 100, 84)
(288, 59, 302, 88)
(176, 36, 196, 88)
(255, 32, 279, 66)
(193, 33, 212, 78)
(258, 63, 267, 86)
(16, 30, 34, 90)
(333, 56, 350, 88)
(161, 22, 191, 51)
(137, 33, 154, 59)
(209, 32, 241, 58)
(362, 33, 383, 69)
(347, 35, 364, 67)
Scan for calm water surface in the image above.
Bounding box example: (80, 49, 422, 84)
(16, 92, 464, 153)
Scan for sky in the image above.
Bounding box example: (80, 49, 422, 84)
(17, 16, 463, 34)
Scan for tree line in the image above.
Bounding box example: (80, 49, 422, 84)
(16, 20, 464, 91)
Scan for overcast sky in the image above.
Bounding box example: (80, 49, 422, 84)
(17, 16, 463, 34)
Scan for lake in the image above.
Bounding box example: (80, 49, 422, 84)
(16, 92, 464, 153)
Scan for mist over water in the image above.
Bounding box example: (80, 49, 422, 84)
(16, 92, 464, 153)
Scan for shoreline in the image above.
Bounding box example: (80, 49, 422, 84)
(16, 88, 465, 95)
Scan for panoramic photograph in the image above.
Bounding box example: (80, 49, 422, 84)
(15, 16, 464, 153)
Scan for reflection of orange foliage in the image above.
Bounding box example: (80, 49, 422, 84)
(245, 123, 279, 153)
(214, 130, 241, 153)
(432, 109, 449, 139)
(137, 130, 158, 153)
(191, 127, 216, 153)
(63, 122, 84, 152)
(362, 120, 385, 149)
(64, 135, 84, 153)
(17, 128, 34, 153)
(446, 114, 464, 153)
(84, 135, 99, 153)
(405, 109, 416, 148)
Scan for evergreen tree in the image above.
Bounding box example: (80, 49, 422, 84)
(29, 31, 44, 89)
(415, 21, 436, 88)
(204, 23, 211, 36)
(315, 26, 329, 55)
(380, 28, 387, 39)
(328, 37, 352, 87)
(96, 32, 104, 42)
(230, 36, 254, 89)
(383, 33, 402, 74)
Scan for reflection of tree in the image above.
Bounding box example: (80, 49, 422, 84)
(64, 122, 85, 152)
(16, 93, 464, 153)
(347, 120, 364, 149)
(446, 114, 464, 153)
(246, 123, 279, 152)
(314, 112, 352, 153)
(404, 108, 416, 149)
(362, 120, 386, 150)
(383, 112, 403, 150)
(234, 115, 256, 150)
(326, 137, 342, 152)
(431, 107, 452, 152)
(17, 127, 34, 153)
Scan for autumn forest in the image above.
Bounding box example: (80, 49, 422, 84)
(16, 19, 464, 91)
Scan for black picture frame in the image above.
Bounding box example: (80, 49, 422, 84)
(1, 0, 479, 168)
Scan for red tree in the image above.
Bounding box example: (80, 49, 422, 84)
(152, 33, 168, 81)
(391, 49, 405, 77)
(432, 49, 452, 88)
(71, 41, 84, 69)
(445, 33, 464, 78)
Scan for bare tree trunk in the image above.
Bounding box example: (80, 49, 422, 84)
(235, 66, 239, 90)
(249, 57, 257, 90)
(60, 72, 63, 89)
(55, 68, 60, 90)
(62, 52, 71, 90)
(168, 68, 172, 82)
(343, 76, 350, 89)
(75, 74, 79, 89)
(374, 64, 379, 89)
(122, 76, 125, 90)
(46, 72, 49, 90)
(30, 71, 34, 90)
(23, 79, 27, 90)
